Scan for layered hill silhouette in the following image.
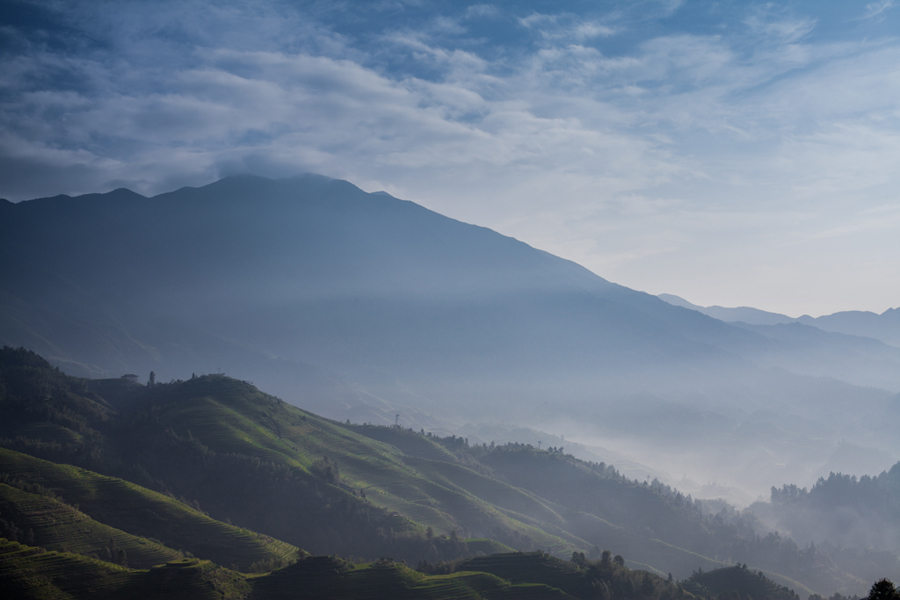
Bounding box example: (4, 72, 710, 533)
(659, 293, 900, 348)
(0, 346, 892, 596)
(2, 174, 899, 499)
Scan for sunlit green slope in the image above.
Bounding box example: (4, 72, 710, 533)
(0, 448, 301, 571)
(0, 481, 183, 568)
(0, 347, 872, 593)
(110, 375, 578, 554)
(0, 540, 248, 600)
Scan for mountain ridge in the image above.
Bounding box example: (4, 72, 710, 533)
(658, 293, 900, 347)
(2, 174, 898, 501)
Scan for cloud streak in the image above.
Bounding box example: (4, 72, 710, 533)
(1, 0, 899, 315)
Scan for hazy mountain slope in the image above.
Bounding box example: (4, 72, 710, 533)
(798, 309, 900, 347)
(658, 293, 900, 348)
(657, 294, 795, 327)
(3, 174, 898, 501)
(730, 322, 900, 391)
(656, 294, 900, 392)
(0, 175, 808, 400)
(749, 464, 900, 554)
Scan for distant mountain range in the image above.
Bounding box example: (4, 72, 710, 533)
(2, 174, 899, 499)
(658, 293, 900, 347)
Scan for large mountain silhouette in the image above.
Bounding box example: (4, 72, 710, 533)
(0, 174, 758, 398)
(2, 174, 897, 496)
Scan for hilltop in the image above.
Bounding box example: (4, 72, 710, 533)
(0, 346, 889, 595)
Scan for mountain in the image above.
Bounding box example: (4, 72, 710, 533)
(797, 309, 900, 347)
(0, 347, 887, 595)
(0, 175, 762, 395)
(2, 174, 899, 500)
(656, 293, 900, 393)
(658, 294, 900, 348)
(656, 295, 795, 327)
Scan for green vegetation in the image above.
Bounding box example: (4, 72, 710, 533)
(0, 480, 183, 567)
(756, 467, 900, 556)
(0, 538, 133, 600)
(0, 448, 301, 571)
(682, 565, 803, 600)
(0, 346, 895, 598)
(0, 538, 250, 600)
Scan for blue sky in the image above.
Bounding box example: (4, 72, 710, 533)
(2, 0, 899, 316)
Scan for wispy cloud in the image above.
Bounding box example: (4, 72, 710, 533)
(861, 0, 896, 20)
(518, 12, 616, 42)
(743, 7, 816, 45)
(1, 0, 899, 314)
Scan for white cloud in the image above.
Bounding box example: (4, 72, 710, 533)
(743, 10, 816, 45)
(861, 0, 896, 20)
(2, 0, 900, 313)
(518, 12, 615, 42)
(464, 4, 501, 19)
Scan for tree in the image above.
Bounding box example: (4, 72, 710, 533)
(600, 550, 612, 568)
(869, 579, 900, 600)
(148, 371, 156, 387)
(311, 455, 340, 484)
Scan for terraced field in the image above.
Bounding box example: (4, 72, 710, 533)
(145, 378, 578, 550)
(0, 538, 134, 599)
(457, 553, 589, 597)
(251, 555, 575, 599)
(0, 448, 302, 571)
(0, 540, 250, 600)
(0, 482, 183, 567)
(0, 353, 860, 595)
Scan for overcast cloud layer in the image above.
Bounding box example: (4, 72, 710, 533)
(2, 0, 899, 316)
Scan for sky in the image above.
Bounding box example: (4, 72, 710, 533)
(1, 0, 899, 317)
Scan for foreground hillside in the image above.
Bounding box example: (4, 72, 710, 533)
(2, 174, 897, 501)
(2, 536, 708, 600)
(0, 346, 891, 595)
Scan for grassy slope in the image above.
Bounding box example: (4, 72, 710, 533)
(250, 555, 574, 600)
(0, 482, 183, 568)
(0, 539, 250, 600)
(0, 448, 301, 571)
(145, 377, 576, 551)
(77, 376, 843, 590)
(0, 538, 133, 600)
(2, 535, 802, 600)
(0, 540, 579, 600)
(0, 351, 859, 594)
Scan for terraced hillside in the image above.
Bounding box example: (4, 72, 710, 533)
(0, 347, 875, 594)
(682, 565, 806, 600)
(2, 537, 710, 600)
(0, 449, 301, 571)
(116, 375, 581, 557)
(0, 540, 249, 600)
(0, 481, 183, 568)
